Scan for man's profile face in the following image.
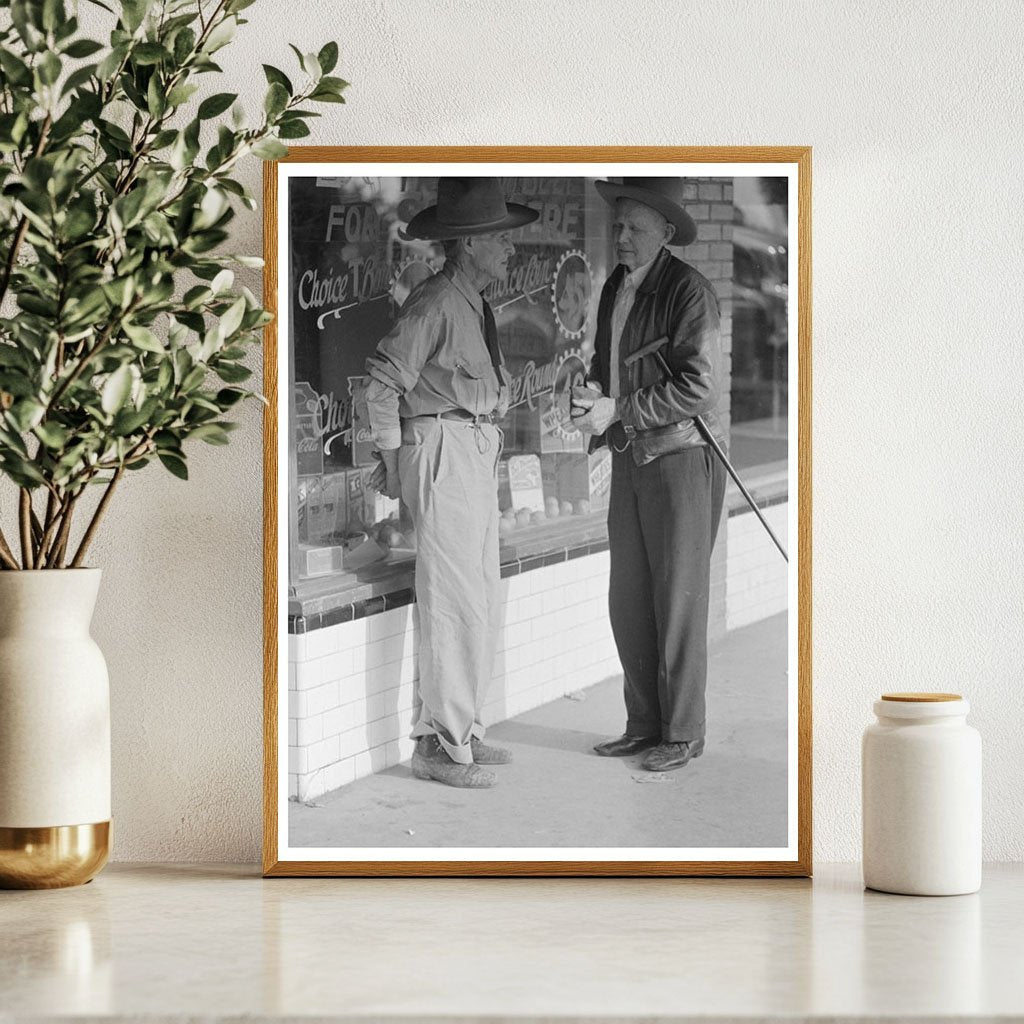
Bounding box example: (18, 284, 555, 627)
(466, 231, 515, 283)
(612, 199, 674, 271)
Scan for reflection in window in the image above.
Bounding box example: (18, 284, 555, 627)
(730, 178, 789, 473)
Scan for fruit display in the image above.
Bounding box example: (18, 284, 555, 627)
(497, 497, 597, 536)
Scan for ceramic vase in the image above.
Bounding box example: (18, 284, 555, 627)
(0, 569, 111, 888)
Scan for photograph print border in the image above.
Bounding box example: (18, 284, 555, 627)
(262, 146, 812, 878)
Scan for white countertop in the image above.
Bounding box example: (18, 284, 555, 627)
(2, 863, 1022, 1021)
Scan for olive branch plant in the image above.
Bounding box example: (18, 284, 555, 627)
(0, 0, 346, 569)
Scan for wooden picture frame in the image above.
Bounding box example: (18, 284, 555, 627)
(263, 147, 812, 877)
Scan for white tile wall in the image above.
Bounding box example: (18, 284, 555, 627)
(726, 502, 789, 631)
(288, 551, 620, 803)
(289, 525, 787, 804)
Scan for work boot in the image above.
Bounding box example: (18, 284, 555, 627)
(471, 737, 513, 764)
(411, 736, 497, 788)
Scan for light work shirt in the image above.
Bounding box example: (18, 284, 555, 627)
(608, 253, 659, 399)
(365, 263, 509, 451)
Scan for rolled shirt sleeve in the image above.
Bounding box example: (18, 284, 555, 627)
(365, 313, 441, 451)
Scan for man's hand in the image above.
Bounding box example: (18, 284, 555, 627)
(369, 450, 401, 499)
(571, 388, 620, 436)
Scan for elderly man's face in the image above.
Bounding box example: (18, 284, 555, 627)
(466, 230, 515, 283)
(613, 199, 674, 271)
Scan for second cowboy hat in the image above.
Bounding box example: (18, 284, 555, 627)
(593, 177, 698, 247)
(405, 177, 539, 240)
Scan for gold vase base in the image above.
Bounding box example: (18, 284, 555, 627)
(0, 821, 110, 889)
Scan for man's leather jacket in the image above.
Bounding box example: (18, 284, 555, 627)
(586, 247, 725, 466)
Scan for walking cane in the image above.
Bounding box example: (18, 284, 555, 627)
(622, 336, 789, 563)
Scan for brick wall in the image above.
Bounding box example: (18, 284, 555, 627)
(288, 551, 621, 802)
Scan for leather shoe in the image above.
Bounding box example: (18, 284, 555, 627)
(593, 733, 660, 757)
(641, 738, 705, 772)
(411, 737, 496, 788)
(471, 737, 513, 764)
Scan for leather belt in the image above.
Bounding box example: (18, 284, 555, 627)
(437, 408, 495, 425)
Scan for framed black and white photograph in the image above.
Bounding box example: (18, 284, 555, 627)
(262, 147, 811, 876)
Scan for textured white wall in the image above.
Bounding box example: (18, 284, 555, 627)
(63, 0, 1024, 862)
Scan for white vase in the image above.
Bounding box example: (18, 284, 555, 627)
(862, 692, 981, 896)
(0, 569, 111, 888)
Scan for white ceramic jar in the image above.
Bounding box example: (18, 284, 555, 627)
(862, 692, 981, 896)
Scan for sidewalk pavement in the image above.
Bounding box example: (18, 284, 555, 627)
(289, 611, 789, 851)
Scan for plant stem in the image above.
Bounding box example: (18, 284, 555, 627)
(70, 466, 124, 568)
(18, 489, 34, 569)
(45, 492, 79, 569)
(0, 527, 20, 570)
(46, 298, 140, 413)
(36, 487, 65, 566)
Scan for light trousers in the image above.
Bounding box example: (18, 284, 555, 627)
(400, 417, 502, 764)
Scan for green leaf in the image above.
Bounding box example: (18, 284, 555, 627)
(132, 43, 169, 66)
(203, 16, 236, 53)
(158, 452, 188, 479)
(10, 1, 45, 52)
(34, 421, 70, 449)
(300, 51, 321, 80)
(198, 91, 237, 119)
(63, 38, 104, 58)
(189, 423, 230, 445)
(173, 26, 196, 65)
(317, 41, 339, 75)
(214, 362, 251, 384)
(277, 120, 310, 140)
(60, 63, 98, 96)
(9, 399, 45, 432)
(181, 364, 207, 391)
(121, 0, 152, 33)
(0, 50, 33, 86)
(101, 365, 133, 415)
(262, 64, 292, 94)
(218, 296, 246, 339)
(42, 0, 67, 33)
(112, 405, 151, 435)
(96, 43, 128, 81)
(309, 89, 346, 104)
(251, 138, 287, 160)
(210, 268, 234, 294)
(319, 75, 349, 93)
(38, 51, 63, 86)
(216, 388, 247, 408)
(166, 82, 199, 107)
(123, 322, 164, 353)
(264, 82, 288, 118)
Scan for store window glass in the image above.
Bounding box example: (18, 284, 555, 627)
(730, 177, 789, 473)
(287, 176, 613, 595)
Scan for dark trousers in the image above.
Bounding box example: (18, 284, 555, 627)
(607, 444, 726, 743)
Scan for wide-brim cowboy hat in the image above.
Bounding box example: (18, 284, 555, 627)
(593, 177, 698, 247)
(405, 177, 539, 240)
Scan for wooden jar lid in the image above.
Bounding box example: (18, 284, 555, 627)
(881, 692, 962, 702)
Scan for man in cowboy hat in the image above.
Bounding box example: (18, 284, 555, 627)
(572, 178, 727, 773)
(364, 178, 538, 789)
